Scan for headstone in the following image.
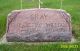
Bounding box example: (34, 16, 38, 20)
(6, 8, 72, 42)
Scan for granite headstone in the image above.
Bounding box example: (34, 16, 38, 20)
(6, 8, 72, 42)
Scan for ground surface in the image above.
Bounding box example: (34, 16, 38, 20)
(0, 0, 80, 51)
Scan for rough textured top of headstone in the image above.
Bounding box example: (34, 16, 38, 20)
(6, 8, 72, 42)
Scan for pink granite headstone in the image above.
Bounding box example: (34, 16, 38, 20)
(6, 8, 72, 42)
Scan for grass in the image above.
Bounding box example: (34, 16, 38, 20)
(0, 42, 80, 51)
(0, 0, 80, 51)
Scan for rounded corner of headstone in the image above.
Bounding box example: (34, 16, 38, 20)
(7, 10, 20, 17)
(7, 12, 12, 17)
(64, 11, 71, 17)
(59, 9, 71, 17)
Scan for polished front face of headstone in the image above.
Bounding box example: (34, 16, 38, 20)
(6, 8, 72, 42)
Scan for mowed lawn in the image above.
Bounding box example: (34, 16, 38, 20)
(0, 0, 80, 51)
